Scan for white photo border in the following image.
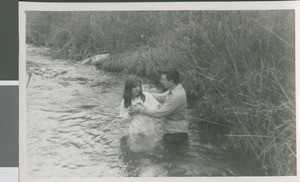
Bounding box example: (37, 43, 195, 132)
(19, 1, 300, 182)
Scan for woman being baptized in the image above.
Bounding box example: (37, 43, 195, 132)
(119, 76, 162, 152)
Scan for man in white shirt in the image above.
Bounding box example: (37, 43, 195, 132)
(129, 68, 189, 157)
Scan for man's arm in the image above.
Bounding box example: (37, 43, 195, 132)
(143, 95, 180, 118)
(151, 91, 169, 103)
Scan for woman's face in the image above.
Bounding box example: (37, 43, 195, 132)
(131, 83, 141, 96)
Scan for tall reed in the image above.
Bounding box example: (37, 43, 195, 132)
(97, 11, 296, 175)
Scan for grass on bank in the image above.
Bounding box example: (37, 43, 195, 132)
(95, 11, 296, 175)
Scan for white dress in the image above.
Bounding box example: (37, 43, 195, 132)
(119, 92, 162, 152)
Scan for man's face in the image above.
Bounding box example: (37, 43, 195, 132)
(161, 74, 172, 89)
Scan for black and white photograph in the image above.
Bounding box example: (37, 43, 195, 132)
(19, 1, 299, 181)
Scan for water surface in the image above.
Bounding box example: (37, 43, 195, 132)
(26, 45, 258, 177)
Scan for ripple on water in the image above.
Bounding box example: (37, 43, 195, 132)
(77, 104, 98, 109)
(27, 46, 246, 177)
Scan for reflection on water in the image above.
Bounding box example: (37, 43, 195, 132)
(26, 45, 258, 178)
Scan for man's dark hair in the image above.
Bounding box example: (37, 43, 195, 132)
(161, 68, 180, 84)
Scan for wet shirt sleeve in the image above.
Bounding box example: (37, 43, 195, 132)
(151, 91, 168, 103)
(144, 94, 180, 118)
(119, 100, 129, 118)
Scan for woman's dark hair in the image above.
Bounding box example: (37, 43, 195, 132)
(123, 76, 145, 108)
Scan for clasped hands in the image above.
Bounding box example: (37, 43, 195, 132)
(128, 102, 146, 116)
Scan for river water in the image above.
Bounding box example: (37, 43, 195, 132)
(26, 45, 256, 178)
